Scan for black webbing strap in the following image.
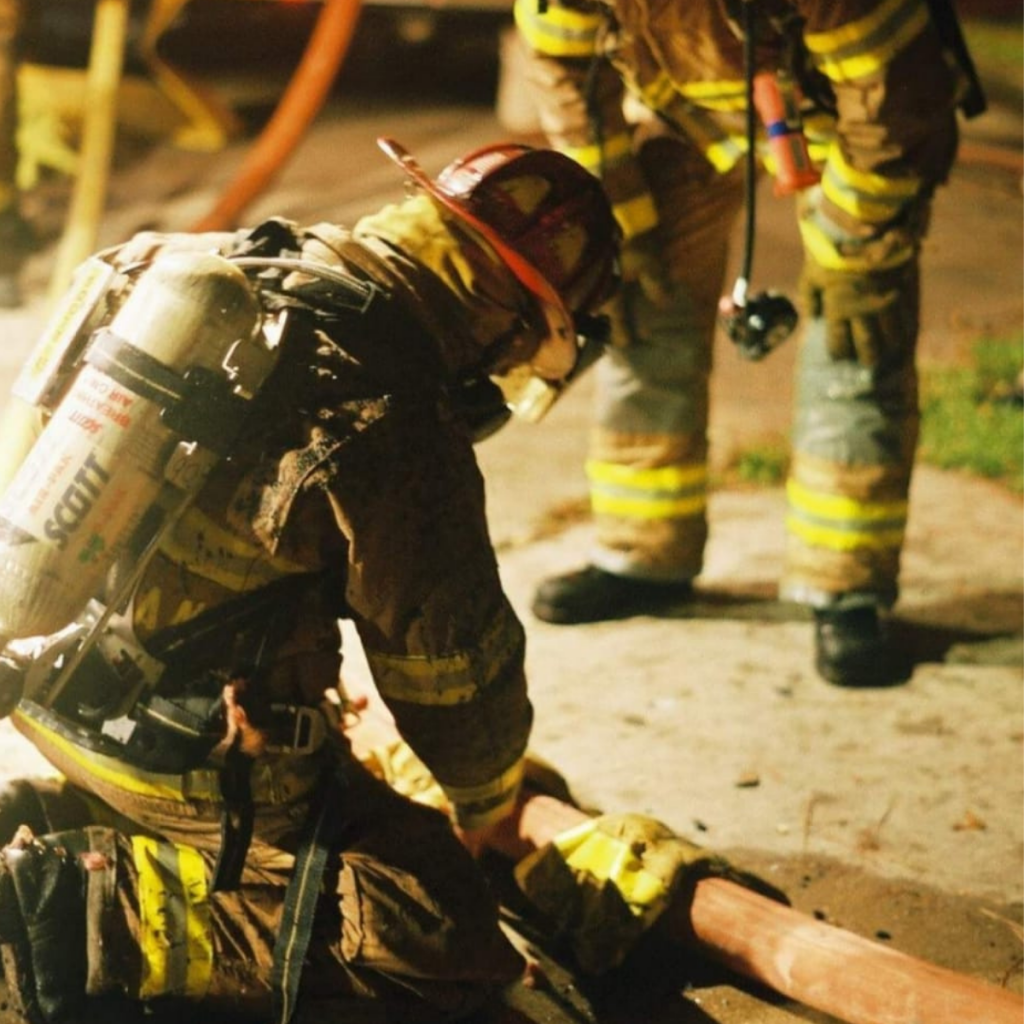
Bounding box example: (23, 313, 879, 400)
(211, 743, 255, 893)
(271, 768, 344, 1024)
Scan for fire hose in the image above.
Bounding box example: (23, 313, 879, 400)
(190, 0, 363, 232)
(347, 693, 1020, 1024)
(489, 786, 1022, 1024)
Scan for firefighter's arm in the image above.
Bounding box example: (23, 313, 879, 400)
(793, 0, 961, 363)
(330, 398, 532, 832)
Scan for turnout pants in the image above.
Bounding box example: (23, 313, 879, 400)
(590, 135, 920, 606)
(0, 765, 522, 1024)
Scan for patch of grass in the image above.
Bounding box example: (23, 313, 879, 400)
(963, 19, 1024, 96)
(733, 444, 790, 486)
(919, 335, 1023, 492)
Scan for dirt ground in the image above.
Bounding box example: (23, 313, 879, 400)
(0, 14, 1019, 1023)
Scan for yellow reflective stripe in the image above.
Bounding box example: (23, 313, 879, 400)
(786, 515, 906, 551)
(553, 820, 668, 917)
(798, 216, 913, 272)
(367, 600, 524, 706)
(135, 838, 169, 998)
(612, 193, 659, 239)
(805, 0, 929, 81)
(441, 758, 524, 820)
(133, 837, 212, 1000)
(593, 492, 706, 519)
(822, 148, 920, 223)
(642, 73, 678, 112)
(587, 459, 707, 491)
(588, 460, 708, 520)
(513, 0, 601, 57)
(160, 505, 306, 594)
(786, 478, 907, 551)
(12, 708, 198, 801)
(664, 99, 746, 173)
(705, 135, 747, 173)
(788, 477, 908, 523)
(678, 79, 747, 111)
(182, 845, 214, 997)
(561, 132, 634, 176)
(807, 139, 832, 166)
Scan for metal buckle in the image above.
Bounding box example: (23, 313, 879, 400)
(266, 704, 327, 756)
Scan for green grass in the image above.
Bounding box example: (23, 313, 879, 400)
(733, 445, 789, 486)
(918, 335, 1023, 492)
(718, 337, 1023, 493)
(962, 18, 1024, 98)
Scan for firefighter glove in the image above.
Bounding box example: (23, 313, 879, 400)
(799, 258, 919, 368)
(514, 813, 729, 974)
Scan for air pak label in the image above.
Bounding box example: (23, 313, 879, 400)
(42, 451, 111, 550)
(0, 365, 158, 557)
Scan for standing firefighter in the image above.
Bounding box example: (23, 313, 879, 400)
(0, 137, 619, 1023)
(516, 0, 982, 686)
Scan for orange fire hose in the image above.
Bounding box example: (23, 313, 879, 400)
(490, 789, 1023, 1024)
(190, 0, 362, 232)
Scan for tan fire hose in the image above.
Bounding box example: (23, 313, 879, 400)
(190, 0, 363, 233)
(344, 693, 1022, 1024)
(491, 788, 1023, 1024)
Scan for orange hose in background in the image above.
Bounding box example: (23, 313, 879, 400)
(190, 0, 363, 232)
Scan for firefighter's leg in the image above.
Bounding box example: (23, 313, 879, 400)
(780, 266, 920, 687)
(533, 137, 744, 624)
(0, 769, 520, 1023)
(296, 765, 524, 1023)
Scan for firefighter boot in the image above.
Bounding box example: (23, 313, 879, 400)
(532, 565, 692, 625)
(813, 605, 904, 687)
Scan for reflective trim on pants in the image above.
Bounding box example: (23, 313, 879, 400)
(782, 313, 917, 604)
(133, 835, 213, 1000)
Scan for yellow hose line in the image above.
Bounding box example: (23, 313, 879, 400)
(47, 0, 129, 303)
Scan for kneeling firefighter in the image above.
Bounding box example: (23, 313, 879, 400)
(0, 137, 619, 1023)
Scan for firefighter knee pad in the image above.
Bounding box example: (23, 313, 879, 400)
(0, 827, 124, 1024)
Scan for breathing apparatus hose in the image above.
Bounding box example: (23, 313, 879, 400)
(191, 0, 363, 232)
(736, 0, 757, 307)
(717, 0, 803, 360)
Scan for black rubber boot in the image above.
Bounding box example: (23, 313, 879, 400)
(813, 605, 903, 687)
(531, 565, 692, 625)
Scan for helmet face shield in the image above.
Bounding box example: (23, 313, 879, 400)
(378, 137, 620, 383)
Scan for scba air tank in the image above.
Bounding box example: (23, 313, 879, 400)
(0, 251, 264, 646)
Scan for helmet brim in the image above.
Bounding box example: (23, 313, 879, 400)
(377, 137, 577, 380)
